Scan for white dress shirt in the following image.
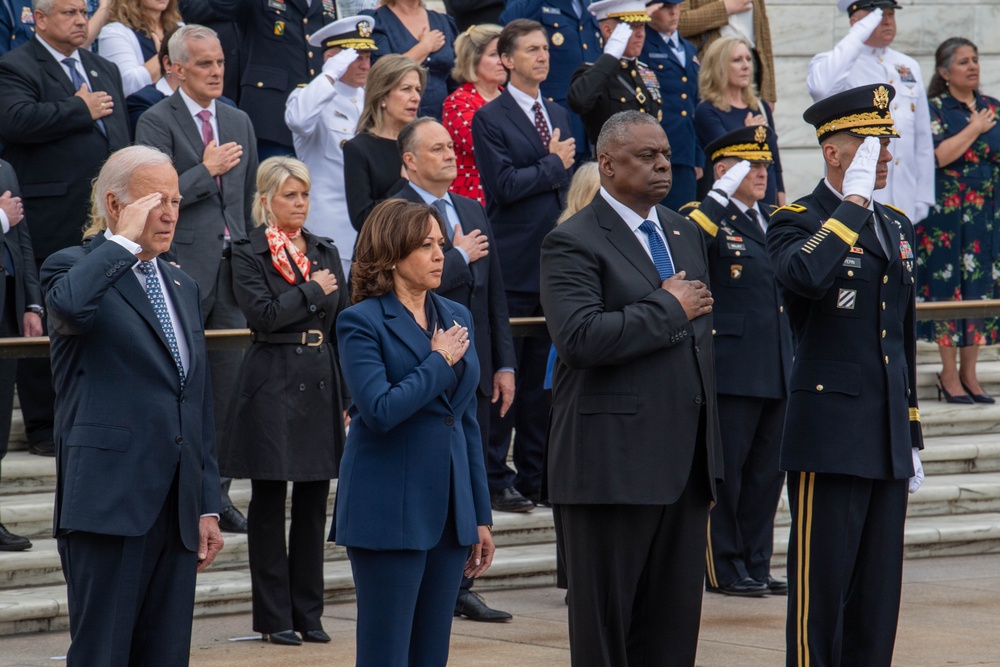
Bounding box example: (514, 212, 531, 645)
(178, 87, 219, 143)
(36, 35, 94, 89)
(508, 82, 552, 135)
(599, 187, 676, 268)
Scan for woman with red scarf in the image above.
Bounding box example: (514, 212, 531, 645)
(220, 156, 350, 647)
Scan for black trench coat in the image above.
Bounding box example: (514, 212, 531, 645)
(219, 225, 350, 481)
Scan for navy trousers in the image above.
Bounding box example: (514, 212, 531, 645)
(58, 474, 197, 667)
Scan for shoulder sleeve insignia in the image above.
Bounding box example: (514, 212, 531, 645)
(773, 203, 807, 215)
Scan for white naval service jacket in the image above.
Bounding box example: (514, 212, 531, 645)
(807, 41, 935, 223)
(285, 75, 364, 264)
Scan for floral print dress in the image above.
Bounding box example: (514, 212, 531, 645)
(916, 93, 1000, 346)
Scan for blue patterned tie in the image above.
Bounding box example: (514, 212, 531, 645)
(639, 219, 675, 281)
(62, 57, 107, 136)
(139, 261, 186, 387)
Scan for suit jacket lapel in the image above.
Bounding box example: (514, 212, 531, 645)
(431, 292, 477, 408)
(382, 290, 434, 362)
(500, 91, 546, 159)
(33, 39, 75, 97)
(169, 92, 210, 167)
(874, 205, 901, 268)
(104, 252, 172, 354)
(723, 202, 765, 244)
(593, 195, 663, 289)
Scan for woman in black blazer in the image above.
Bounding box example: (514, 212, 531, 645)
(344, 54, 426, 233)
(334, 199, 494, 666)
(220, 156, 350, 646)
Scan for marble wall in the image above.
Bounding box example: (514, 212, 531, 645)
(769, 0, 1000, 201)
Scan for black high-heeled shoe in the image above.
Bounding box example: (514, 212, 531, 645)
(936, 373, 974, 404)
(960, 379, 995, 404)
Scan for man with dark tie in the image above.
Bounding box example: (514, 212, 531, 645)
(766, 84, 923, 665)
(0, 0, 129, 459)
(472, 18, 575, 513)
(567, 0, 662, 147)
(681, 126, 792, 598)
(540, 110, 722, 666)
(41, 145, 224, 666)
(136, 24, 258, 533)
(394, 116, 517, 622)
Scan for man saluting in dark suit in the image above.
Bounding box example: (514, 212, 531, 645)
(540, 110, 723, 667)
(472, 18, 574, 513)
(394, 117, 517, 623)
(41, 146, 224, 667)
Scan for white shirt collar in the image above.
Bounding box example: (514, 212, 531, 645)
(599, 187, 659, 232)
(729, 197, 761, 217)
(408, 181, 452, 206)
(35, 34, 80, 64)
(507, 82, 545, 117)
(178, 86, 218, 117)
(155, 77, 174, 96)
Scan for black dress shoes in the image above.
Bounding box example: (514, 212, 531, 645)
(490, 487, 535, 513)
(263, 630, 301, 646)
(454, 590, 513, 622)
(708, 577, 769, 597)
(0, 523, 31, 551)
(301, 629, 331, 643)
(755, 576, 788, 596)
(27, 439, 55, 457)
(218, 506, 248, 533)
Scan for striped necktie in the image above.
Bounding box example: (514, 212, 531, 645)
(639, 219, 675, 281)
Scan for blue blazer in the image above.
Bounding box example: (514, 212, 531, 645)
(641, 32, 703, 170)
(472, 88, 572, 293)
(333, 291, 492, 550)
(41, 233, 222, 551)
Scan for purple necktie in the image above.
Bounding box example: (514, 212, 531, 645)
(532, 102, 551, 149)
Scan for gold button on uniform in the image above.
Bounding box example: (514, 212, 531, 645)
(847, 270, 854, 277)
(681, 110, 687, 116)
(883, 275, 888, 283)
(735, 251, 741, 256)
(308, 51, 313, 58)
(681, 93, 687, 99)
(681, 76, 687, 82)
(310, 69, 315, 75)
(881, 301, 886, 310)
(257, 82, 263, 87)
(658, 64, 663, 69)
(884, 356, 889, 365)
(583, 43, 587, 49)
(620, 97, 626, 103)
(816, 384, 824, 391)
(779, 306, 783, 313)
(882, 330, 887, 338)
(303, 17, 308, 23)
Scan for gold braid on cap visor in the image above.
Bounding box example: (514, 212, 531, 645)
(710, 143, 773, 163)
(815, 111, 899, 140)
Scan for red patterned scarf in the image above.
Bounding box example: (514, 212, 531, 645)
(265, 225, 311, 285)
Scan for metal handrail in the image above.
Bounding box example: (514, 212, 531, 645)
(3, 301, 1000, 359)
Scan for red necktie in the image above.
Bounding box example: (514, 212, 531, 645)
(532, 101, 551, 149)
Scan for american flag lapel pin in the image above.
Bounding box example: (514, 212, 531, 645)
(672, 230, 680, 235)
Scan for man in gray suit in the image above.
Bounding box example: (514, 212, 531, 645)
(136, 24, 259, 533)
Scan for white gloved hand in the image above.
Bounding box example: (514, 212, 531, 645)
(909, 447, 924, 494)
(323, 48, 359, 82)
(714, 160, 752, 198)
(842, 136, 881, 202)
(847, 7, 882, 43)
(603, 22, 632, 60)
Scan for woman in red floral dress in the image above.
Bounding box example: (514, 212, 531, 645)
(916, 37, 1000, 403)
(441, 24, 505, 206)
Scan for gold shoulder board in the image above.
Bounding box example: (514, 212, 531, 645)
(773, 203, 807, 215)
(883, 203, 907, 217)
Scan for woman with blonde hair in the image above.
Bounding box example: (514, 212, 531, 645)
(344, 54, 426, 233)
(98, 0, 182, 96)
(694, 36, 785, 206)
(441, 24, 504, 206)
(221, 156, 350, 647)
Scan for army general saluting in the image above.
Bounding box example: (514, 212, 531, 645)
(765, 84, 924, 666)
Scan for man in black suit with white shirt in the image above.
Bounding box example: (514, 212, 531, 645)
(540, 110, 723, 666)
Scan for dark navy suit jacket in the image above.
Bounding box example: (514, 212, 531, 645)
(333, 291, 492, 550)
(472, 88, 572, 294)
(641, 31, 703, 170)
(41, 233, 222, 551)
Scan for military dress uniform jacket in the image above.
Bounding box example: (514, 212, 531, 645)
(766, 181, 923, 480)
(210, 0, 335, 147)
(641, 32, 702, 170)
(285, 76, 363, 259)
(567, 54, 662, 146)
(807, 44, 935, 221)
(0, 0, 34, 56)
(685, 196, 791, 398)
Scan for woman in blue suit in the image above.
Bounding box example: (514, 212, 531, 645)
(333, 199, 495, 666)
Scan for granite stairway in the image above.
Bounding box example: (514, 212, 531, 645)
(1, 342, 1000, 636)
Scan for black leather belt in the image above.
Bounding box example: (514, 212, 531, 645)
(250, 330, 324, 346)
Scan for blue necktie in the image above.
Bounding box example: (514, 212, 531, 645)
(62, 57, 106, 136)
(639, 219, 675, 281)
(139, 261, 186, 388)
(432, 198, 454, 238)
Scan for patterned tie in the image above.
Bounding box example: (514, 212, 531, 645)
(532, 102, 551, 149)
(138, 261, 186, 388)
(62, 57, 106, 136)
(639, 219, 675, 281)
(196, 109, 222, 190)
(432, 198, 454, 238)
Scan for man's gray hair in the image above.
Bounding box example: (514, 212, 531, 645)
(168, 24, 220, 64)
(32, 0, 55, 14)
(397, 117, 442, 158)
(596, 111, 661, 156)
(93, 146, 173, 220)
